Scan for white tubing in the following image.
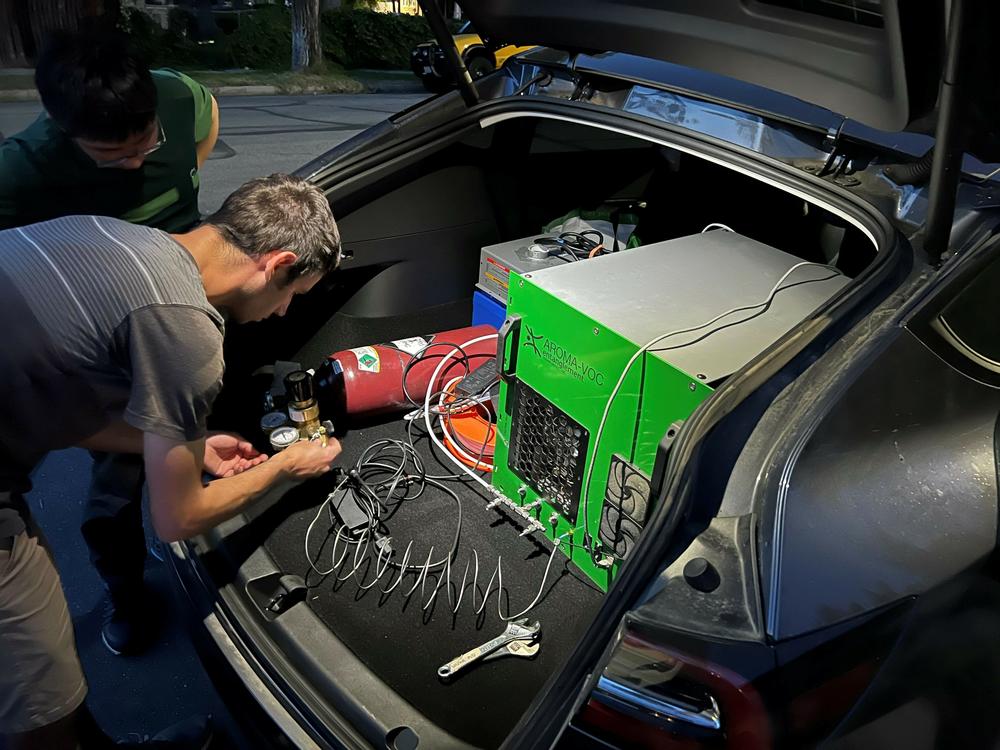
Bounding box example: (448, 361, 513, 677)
(422, 334, 499, 493)
(437, 376, 496, 471)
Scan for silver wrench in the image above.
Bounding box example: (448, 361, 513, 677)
(482, 639, 540, 662)
(438, 619, 541, 679)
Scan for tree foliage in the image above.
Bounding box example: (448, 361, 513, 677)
(321, 8, 436, 70)
(38, 4, 448, 73)
(0, 0, 119, 66)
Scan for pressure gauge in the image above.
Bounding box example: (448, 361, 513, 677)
(269, 425, 300, 452)
(260, 411, 288, 436)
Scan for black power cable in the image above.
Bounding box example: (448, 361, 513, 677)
(533, 230, 606, 263)
(308, 344, 499, 579)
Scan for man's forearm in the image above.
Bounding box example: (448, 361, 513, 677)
(152, 452, 294, 541)
(78, 420, 144, 453)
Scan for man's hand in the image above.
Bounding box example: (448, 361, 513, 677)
(144, 432, 344, 542)
(203, 432, 268, 478)
(274, 438, 343, 481)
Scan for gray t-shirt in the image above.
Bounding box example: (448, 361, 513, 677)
(0, 215, 225, 537)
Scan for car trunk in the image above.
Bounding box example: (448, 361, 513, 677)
(195, 114, 879, 750)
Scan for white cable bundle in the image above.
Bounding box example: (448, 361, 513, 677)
(306, 515, 569, 621)
(422, 333, 500, 491)
(302, 331, 573, 620)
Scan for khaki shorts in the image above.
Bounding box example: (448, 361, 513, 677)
(0, 532, 87, 734)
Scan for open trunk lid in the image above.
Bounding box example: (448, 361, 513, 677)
(456, 0, 998, 162)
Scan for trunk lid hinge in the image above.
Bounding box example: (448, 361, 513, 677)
(804, 119, 861, 187)
(822, 121, 844, 160)
(415, 0, 480, 108)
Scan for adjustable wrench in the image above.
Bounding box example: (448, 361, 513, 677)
(482, 638, 540, 662)
(438, 619, 540, 680)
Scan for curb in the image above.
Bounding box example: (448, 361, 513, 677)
(0, 89, 40, 102)
(0, 81, 417, 101)
(210, 82, 369, 96)
(211, 84, 281, 96)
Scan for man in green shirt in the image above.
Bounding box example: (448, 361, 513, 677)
(0, 31, 221, 656)
(0, 33, 219, 231)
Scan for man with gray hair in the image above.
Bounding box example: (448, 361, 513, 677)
(0, 174, 343, 750)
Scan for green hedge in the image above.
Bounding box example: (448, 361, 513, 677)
(226, 5, 292, 70)
(119, 6, 450, 72)
(118, 7, 231, 69)
(322, 9, 435, 70)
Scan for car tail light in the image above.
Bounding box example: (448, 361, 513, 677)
(577, 630, 772, 750)
(783, 659, 877, 738)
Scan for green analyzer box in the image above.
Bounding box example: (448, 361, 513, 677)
(491, 231, 849, 591)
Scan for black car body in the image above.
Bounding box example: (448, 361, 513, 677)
(168, 1, 1000, 748)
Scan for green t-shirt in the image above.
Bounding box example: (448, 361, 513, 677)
(0, 69, 214, 233)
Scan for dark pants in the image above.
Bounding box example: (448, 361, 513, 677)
(80, 452, 147, 595)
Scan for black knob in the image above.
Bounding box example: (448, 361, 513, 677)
(683, 557, 720, 593)
(284, 370, 314, 404)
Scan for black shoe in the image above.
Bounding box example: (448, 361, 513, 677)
(116, 715, 214, 749)
(101, 585, 150, 656)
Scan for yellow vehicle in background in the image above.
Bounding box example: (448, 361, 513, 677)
(410, 21, 533, 92)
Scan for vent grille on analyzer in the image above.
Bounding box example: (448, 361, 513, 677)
(508, 381, 589, 524)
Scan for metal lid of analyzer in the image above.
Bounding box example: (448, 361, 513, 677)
(522, 230, 849, 383)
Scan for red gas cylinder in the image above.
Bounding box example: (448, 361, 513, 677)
(317, 324, 498, 418)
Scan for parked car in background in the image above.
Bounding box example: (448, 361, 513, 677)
(168, 1, 1000, 749)
(410, 20, 532, 92)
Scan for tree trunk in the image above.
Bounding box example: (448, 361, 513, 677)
(25, 0, 87, 53)
(291, 0, 322, 71)
(0, 0, 118, 66)
(0, 0, 29, 66)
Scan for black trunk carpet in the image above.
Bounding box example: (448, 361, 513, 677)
(246, 416, 605, 749)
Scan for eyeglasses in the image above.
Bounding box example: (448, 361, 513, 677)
(91, 118, 166, 169)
